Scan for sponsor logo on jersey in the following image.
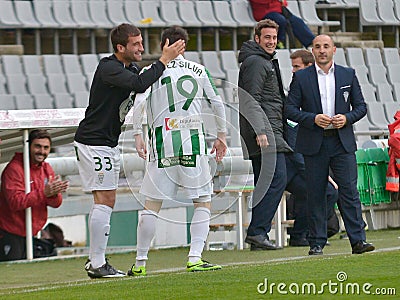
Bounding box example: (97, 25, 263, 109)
(158, 155, 197, 168)
(165, 116, 202, 131)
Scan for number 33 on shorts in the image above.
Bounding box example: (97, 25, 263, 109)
(73, 141, 121, 191)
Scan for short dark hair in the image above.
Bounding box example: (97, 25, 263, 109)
(290, 49, 315, 65)
(28, 129, 51, 146)
(110, 23, 141, 52)
(254, 19, 279, 39)
(160, 26, 188, 50)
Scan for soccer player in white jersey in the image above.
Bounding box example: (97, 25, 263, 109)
(128, 26, 227, 275)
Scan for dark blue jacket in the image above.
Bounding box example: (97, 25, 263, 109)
(285, 64, 367, 155)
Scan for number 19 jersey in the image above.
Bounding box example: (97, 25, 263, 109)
(133, 54, 226, 162)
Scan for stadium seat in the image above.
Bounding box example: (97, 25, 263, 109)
(52, 0, 78, 28)
(0, 73, 7, 94)
(334, 48, 348, 67)
(26, 74, 49, 94)
(224, 69, 239, 103)
(160, 1, 184, 27)
(368, 64, 389, 86)
(32, 0, 59, 28)
(47, 73, 68, 94)
(74, 90, 89, 108)
(2, 55, 24, 75)
(32, 93, 54, 109)
(225, 69, 239, 88)
(230, 0, 256, 27)
(220, 51, 239, 72)
(384, 102, 400, 122)
(14, 0, 41, 28)
(360, 83, 377, 103)
(80, 54, 99, 75)
(62, 54, 83, 75)
(88, 0, 114, 29)
(201, 51, 226, 80)
(22, 55, 44, 75)
(353, 65, 371, 85)
(394, 0, 400, 22)
(124, 1, 149, 28)
(286, 1, 302, 20)
(364, 48, 385, 66)
(14, 94, 35, 110)
(6, 74, 29, 95)
(387, 64, 400, 86)
(85, 73, 94, 90)
(366, 102, 391, 130)
(140, 1, 167, 27)
(275, 49, 292, 69)
(353, 116, 373, 147)
(359, 0, 384, 40)
(43, 55, 63, 74)
(213, 1, 239, 28)
(376, 0, 400, 46)
(0, 94, 16, 110)
(342, 0, 360, 8)
(195, 1, 220, 28)
(70, 0, 96, 28)
(177, 1, 203, 27)
(54, 93, 75, 109)
(184, 51, 201, 64)
(365, 148, 391, 204)
(298, 0, 340, 30)
(376, 83, 395, 103)
(0, 0, 22, 27)
(66, 73, 88, 93)
(280, 67, 293, 94)
(393, 82, 400, 101)
(359, 0, 384, 25)
(382, 48, 400, 66)
(346, 48, 366, 67)
(377, 0, 400, 25)
(106, 0, 130, 26)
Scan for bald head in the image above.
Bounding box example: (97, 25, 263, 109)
(312, 34, 335, 47)
(312, 34, 336, 71)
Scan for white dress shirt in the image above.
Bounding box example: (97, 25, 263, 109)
(316, 62, 335, 129)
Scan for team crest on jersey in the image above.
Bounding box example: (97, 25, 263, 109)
(119, 94, 135, 122)
(98, 172, 104, 184)
(165, 116, 202, 131)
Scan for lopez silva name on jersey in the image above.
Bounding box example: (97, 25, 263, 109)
(167, 60, 203, 77)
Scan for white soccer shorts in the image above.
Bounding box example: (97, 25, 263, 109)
(140, 155, 213, 201)
(74, 141, 120, 192)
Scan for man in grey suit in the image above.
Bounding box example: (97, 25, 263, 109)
(285, 35, 375, 255)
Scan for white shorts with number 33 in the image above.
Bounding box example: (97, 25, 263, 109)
(74, 141, 120, 192)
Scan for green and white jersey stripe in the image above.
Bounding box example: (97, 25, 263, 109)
(133, 54, 226, 162)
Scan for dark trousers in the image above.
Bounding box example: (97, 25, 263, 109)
(286, 177, 338, 239)
(0, 229, 26, 261)
(0, 229, 56, 261)
(304, 135, 366, 247)
(264, 12, 315, 47)
(247, 152, 287, 237)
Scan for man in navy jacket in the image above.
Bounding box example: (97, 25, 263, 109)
(285, 35, 374, 255)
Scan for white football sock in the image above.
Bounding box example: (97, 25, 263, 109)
(89, 204, 112, 269)
(188, 206, 211, 263)
(88, 206, 94, 261)
(135, 210, 158, 267)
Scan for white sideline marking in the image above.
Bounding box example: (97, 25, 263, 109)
(2, 246, 399, 296)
